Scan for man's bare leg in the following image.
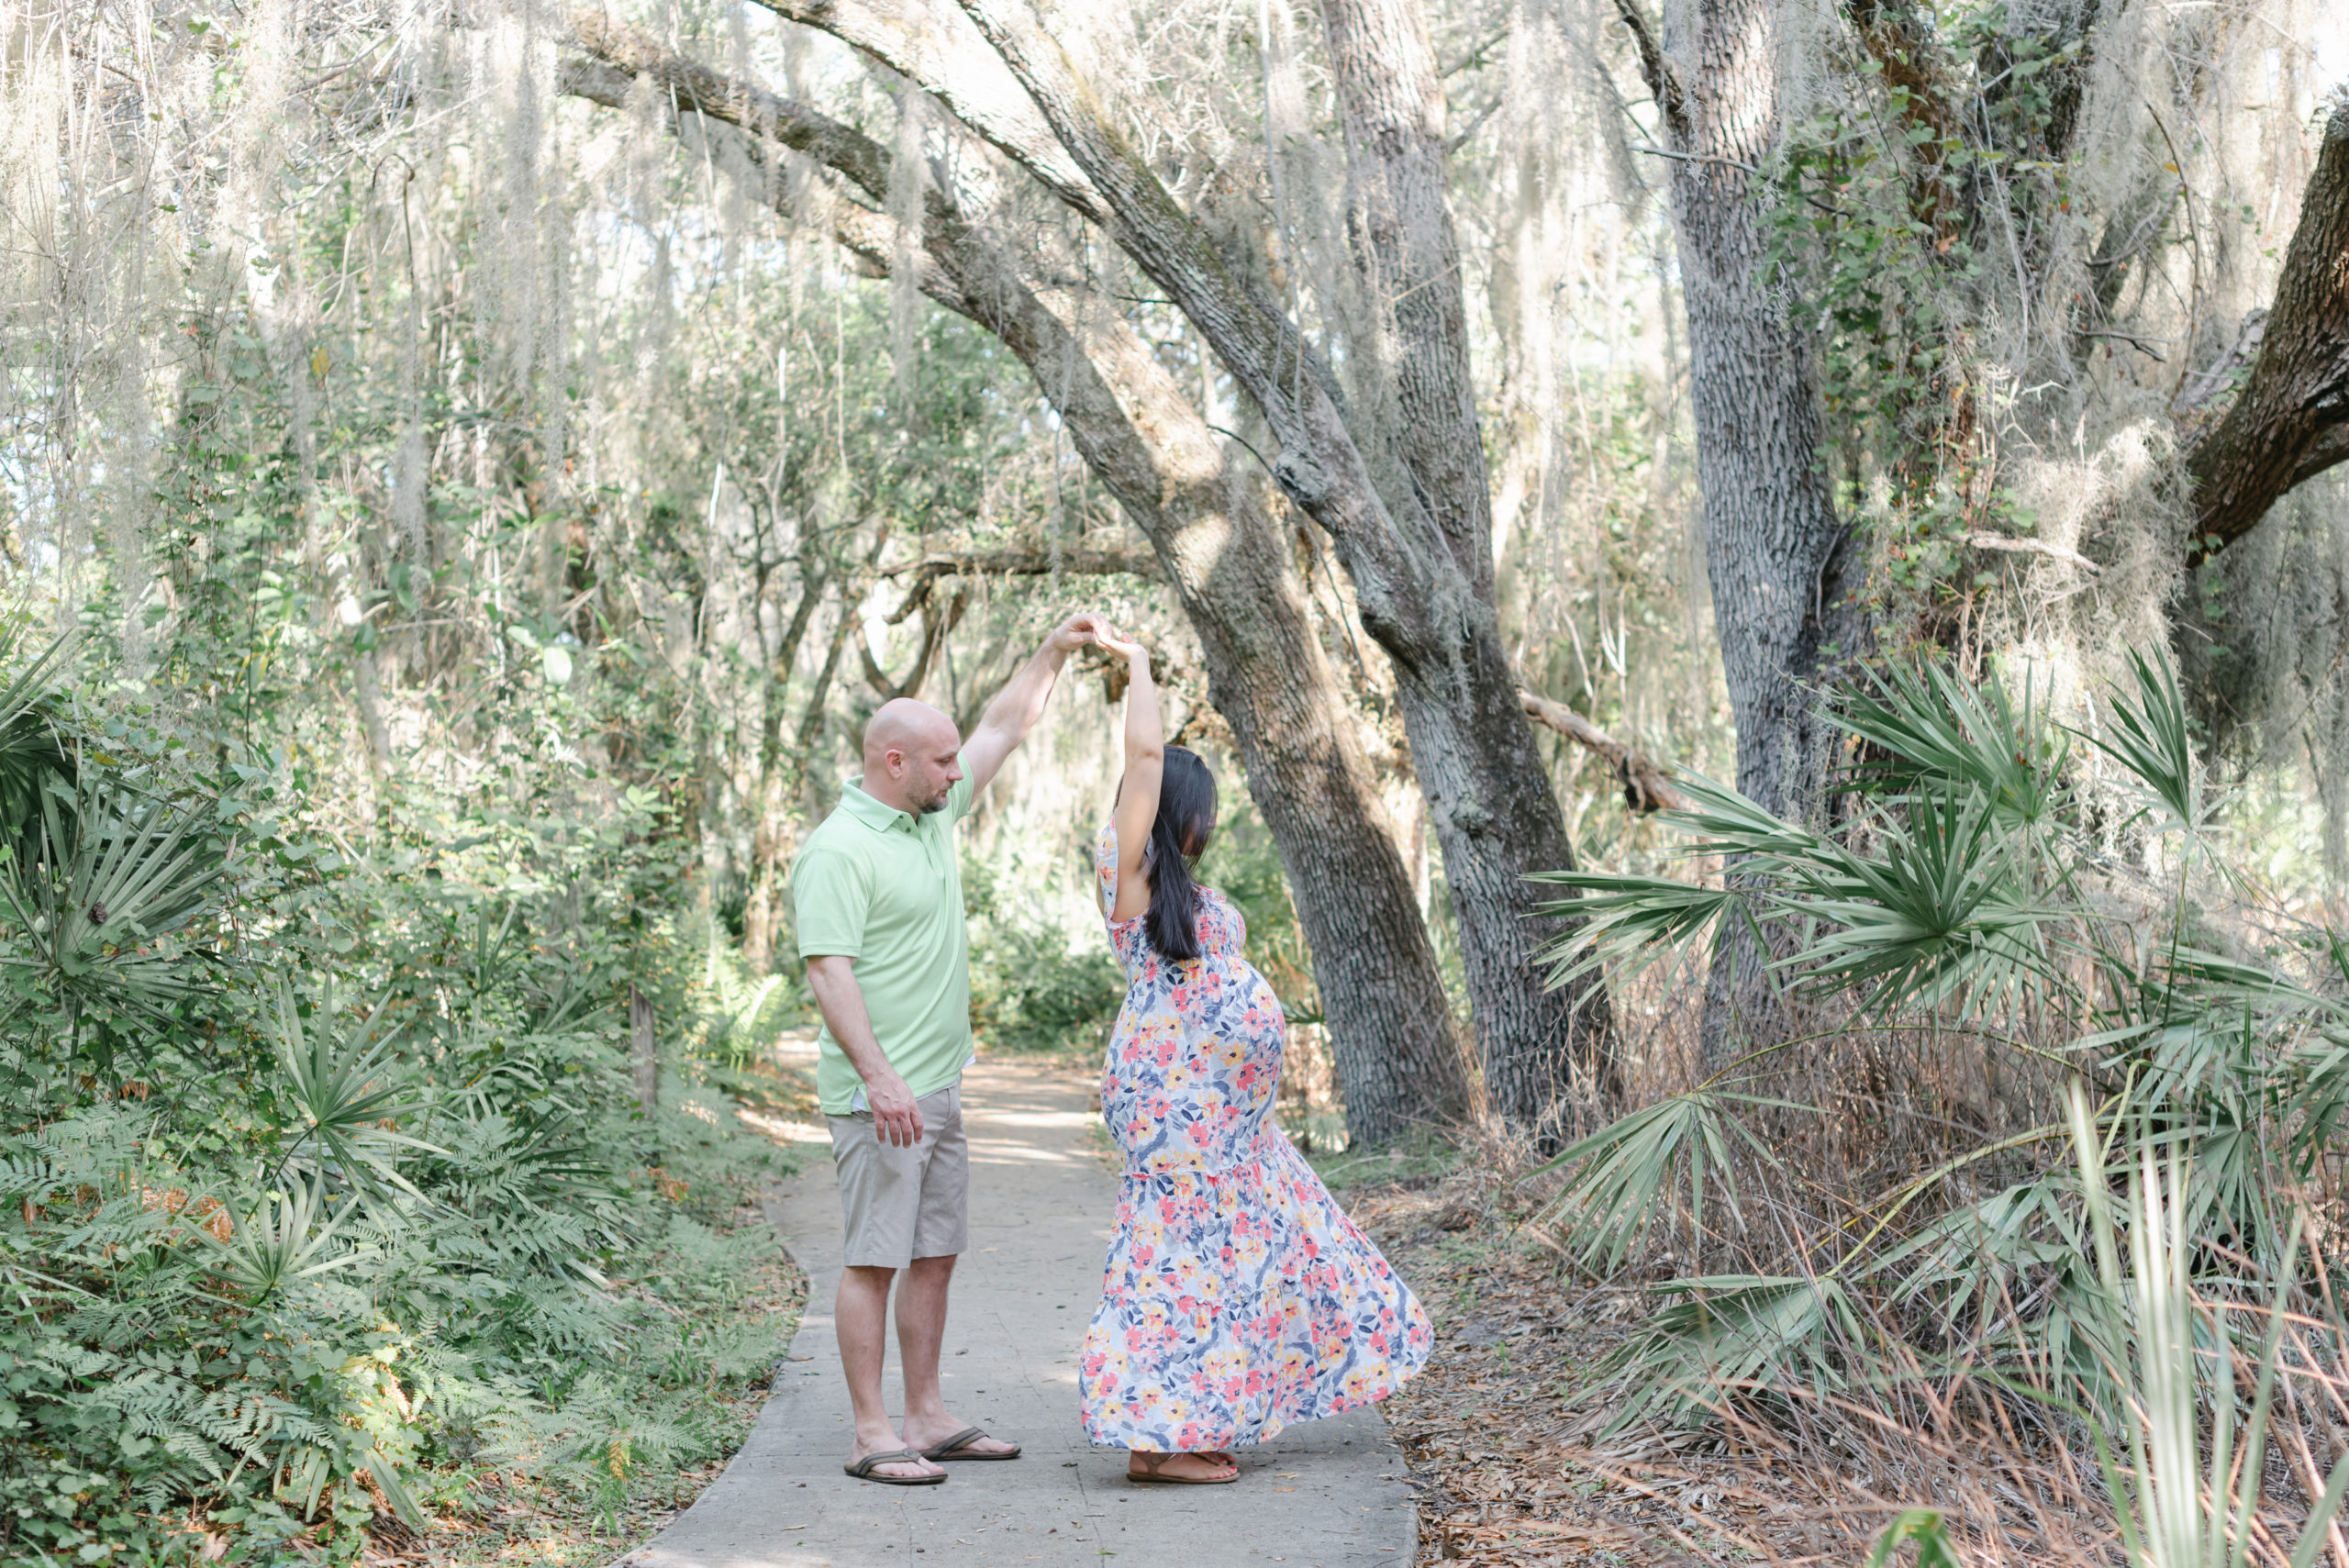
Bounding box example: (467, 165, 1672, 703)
(838, 1263, 941, 1477)
(896, 1253, 1018, 1456)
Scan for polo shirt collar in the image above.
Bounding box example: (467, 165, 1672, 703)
(839, 779, 918, 833)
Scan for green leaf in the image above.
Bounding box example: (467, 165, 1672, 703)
(2075, 646, 2199, 832)
(1867, 1510, 1961, 1568)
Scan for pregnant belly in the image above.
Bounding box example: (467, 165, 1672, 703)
(1101, 965, 1284, 1170)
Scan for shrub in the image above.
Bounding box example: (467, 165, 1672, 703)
(0, 635, 794, 1562)
(1534, 651, 2349, 1551)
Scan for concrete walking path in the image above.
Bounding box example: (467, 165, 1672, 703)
(622, 1051, 1419, 1568)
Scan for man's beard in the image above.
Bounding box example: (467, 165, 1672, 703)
(918, 791, 951, 815)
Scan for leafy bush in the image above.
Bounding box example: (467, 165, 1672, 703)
(969, 908, 1126, 1057)
(1535, 651, 2349, 1547)
(0, 635, 795, 1563)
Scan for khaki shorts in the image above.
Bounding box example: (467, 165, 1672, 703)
(829, 1083, 968, 1269)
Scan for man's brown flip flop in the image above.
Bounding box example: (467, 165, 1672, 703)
(844, 1449, 947, 1485)
(920, 1426, 1021, 1461)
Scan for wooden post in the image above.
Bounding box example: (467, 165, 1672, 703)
(629, 984, 657, 1113)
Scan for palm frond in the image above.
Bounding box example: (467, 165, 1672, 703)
(0, 773, 227, 1051)
(2076, 647, 2200, 833)
(1790, 787, 2065, 1016)
(1529, 874, 1744, 989)
(1526, 1091, 1769, 1273)
(270, 980, 443, 1200)
(1599, 1273, 1863, 1430)
(1837, 660, 2067, 828)
(194, 1173, 370, 1302)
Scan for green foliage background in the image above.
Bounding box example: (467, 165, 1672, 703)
(0, 616, 800, 1563)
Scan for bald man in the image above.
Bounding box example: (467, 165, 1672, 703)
(790, 611, 1103, 1485)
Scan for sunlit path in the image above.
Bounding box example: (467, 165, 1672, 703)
(618, 1051, 1419, 1568)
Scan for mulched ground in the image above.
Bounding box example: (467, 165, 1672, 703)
(1340, 1158, 1915, 1568)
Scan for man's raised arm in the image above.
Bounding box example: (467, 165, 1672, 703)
(959, 612, 1102, 795)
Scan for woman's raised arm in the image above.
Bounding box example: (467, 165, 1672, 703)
(1095, 624, 1162, 923)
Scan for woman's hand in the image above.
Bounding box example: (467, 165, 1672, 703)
(1093, 622, 1149, 668)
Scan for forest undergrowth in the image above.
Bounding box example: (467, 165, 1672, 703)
(1355, 1154, 2225, 1568)
(1354, 651, 2349, 1566)
(0, 628, 816, 1566)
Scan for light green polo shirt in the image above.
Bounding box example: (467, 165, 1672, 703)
(789, 762, 977, 1115)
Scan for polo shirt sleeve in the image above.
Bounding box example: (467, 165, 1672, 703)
(947, 755, 978, 821)
(791, 842, 871, 960)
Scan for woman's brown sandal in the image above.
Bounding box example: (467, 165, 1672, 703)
(1127, 1451, 1240, 1485)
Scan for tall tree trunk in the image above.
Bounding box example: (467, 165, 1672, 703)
(1620, 0, 1859, 826)
(1317, 0, 1617, 1126)
(629, 984, 658, 1113)
(739, 790, 790, 977)
(557, 29, 1468, 1140)
(934, 0, 1616, 1130)
(1614, 0, 1863, 1057)
(352, 643, 394, 820)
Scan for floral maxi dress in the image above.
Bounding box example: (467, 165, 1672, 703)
(1079, 825, 1434, 1452)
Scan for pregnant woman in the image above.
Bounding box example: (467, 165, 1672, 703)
(1079, 622, 1433, 1485)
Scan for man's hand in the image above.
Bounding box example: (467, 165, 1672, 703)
(865, 1069, 926, 1148)
(1091, 619, 1149, 667)
(1046, 611, 1108, 653)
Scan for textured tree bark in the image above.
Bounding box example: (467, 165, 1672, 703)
(560, 28, 1468, 1140)
(945, 0, 1617, 1128)
(1519, 691, 1690, 815)
(1315, 0, 1616, 1123)
(1617, 0, 1860, 827)
(1318, 0, 1492, 595)
(629, 984, 658, 1113)
(1613, 0, 1862, 1061)
(2186, 106, 2349, 562)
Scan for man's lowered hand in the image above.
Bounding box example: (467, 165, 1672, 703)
(866, 1070, 925, 1148)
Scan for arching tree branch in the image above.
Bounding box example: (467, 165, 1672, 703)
(557, 14, 1472, 1137)
(2186, 101, 2349, 562)
(880, 547, 1158, 595)
(1520, 690, 1689, 815)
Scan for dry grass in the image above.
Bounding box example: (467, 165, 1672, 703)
(1342, 1146, 2349, 1568)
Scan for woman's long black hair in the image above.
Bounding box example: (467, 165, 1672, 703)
(1143, 747, 1218, 962)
